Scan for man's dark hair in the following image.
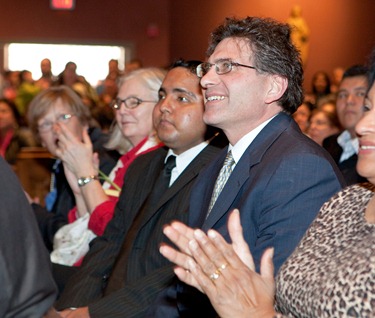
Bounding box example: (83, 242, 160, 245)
(368, 49, 375, 89)
(206, 16, 304, 114)
(342, 64, 368, 80)
(170, 59, 202, 75)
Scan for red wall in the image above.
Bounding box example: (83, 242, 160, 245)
(0, 0, 374, 91)
(0, 0, 170, 68)
(169, 0, 375, 90)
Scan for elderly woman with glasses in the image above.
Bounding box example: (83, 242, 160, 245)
(45, 68, 165, 268)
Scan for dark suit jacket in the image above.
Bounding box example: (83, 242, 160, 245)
(0, 157, 57, 317)
(323, 133, 367, 185)
(56, 143, 222, 317)
(148, 112, 346, 317)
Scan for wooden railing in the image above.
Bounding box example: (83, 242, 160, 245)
(14, 147, 55, 206)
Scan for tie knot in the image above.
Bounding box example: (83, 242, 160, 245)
(164, 155, 176, 177)
(223, 150, 235, 168)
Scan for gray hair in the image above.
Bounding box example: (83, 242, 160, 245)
(105, 67, 166, 153)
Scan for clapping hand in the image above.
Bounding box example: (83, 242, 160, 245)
(160, 209, 277, 318)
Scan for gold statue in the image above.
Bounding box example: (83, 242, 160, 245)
(287, 5, 310, 66)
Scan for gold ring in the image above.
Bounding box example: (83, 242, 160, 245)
(209, 270, 220, 281)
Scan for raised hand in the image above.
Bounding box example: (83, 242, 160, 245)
(160, 209, 278, 318)
(55, 125, 96, 178)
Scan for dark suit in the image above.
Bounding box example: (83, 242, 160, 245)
(323, 133, 367, 185)
(56, 144, 221, 317)
(0, 157, 57, 317)
(148, 112, 346, 317)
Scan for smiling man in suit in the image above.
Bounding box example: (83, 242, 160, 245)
(148, 16, 346, 317)
(55, 59, 225, 317)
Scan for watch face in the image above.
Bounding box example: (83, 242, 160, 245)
(78, 178, 85, 186)
(78, 175, 98, 187)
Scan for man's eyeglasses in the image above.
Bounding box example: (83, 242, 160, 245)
(38, 114, 74, 132)
(110, 97, 158, 110)
(196, 60, 256, 78)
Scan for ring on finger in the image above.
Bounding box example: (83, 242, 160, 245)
(209, 270, 221, 281)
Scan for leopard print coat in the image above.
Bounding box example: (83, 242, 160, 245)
(275, 183, 375, 317)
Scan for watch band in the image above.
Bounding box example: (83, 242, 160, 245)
(77, 175, 99, 187)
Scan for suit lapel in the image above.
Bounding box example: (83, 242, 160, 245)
(122, 150, 166, 231)
(203, 113, 292, 229)
(137, 144, 220, 230)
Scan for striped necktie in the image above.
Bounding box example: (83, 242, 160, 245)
(207, 150, 235, 217)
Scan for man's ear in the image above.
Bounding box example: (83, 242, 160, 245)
(265, 75, 288, 104)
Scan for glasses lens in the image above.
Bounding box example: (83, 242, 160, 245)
(38, 122, 51, 132)
(217, 61, 232, 75)
(198, 63, 213, 78)
(57, 114, 72, 123)
(125, 97, 141, 109)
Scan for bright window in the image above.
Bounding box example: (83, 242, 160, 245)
(4, 43, 126, 87)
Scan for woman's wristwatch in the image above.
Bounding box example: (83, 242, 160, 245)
(77, 175, 99, 187)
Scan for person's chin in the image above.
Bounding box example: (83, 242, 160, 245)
(203, 110, 218, 126)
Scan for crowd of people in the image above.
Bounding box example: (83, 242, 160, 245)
(0, 14, 374, 318)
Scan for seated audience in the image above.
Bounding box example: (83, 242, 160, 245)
(0, 156, 58, 317)
(15, 69, 41, 117)
(55, 60, 225, 317)
(51, 68, 165, 267)
(55, 61, 98, 106)
(292, 101, 313, 134)
(305, 70, 334, 107)
(96, 59, 121, 104)
(36, 58, 57, 90)
(0, 98, 37, 167)
(160, 48, 375, 318)
(1, 70, 19, 102)
(319, 100, 336, 114)
(307, 108, 342, 146)
(323, 64, 369, 185)
(330, 66, 345, 93)
(27, 86, 118, 251)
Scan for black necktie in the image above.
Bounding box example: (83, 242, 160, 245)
(163, 155, 177, 188)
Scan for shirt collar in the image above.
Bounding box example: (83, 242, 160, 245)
(229, 115, 276, 164)
(165, 141, 209, 185)
(337, 130, 359, 162)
